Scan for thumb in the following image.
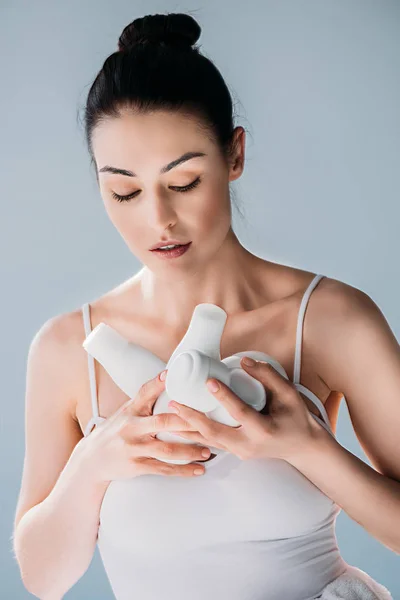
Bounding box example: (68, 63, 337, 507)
(240, 357, 294, 398)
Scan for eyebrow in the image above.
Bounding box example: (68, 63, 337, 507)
(98, 151, 207, 177)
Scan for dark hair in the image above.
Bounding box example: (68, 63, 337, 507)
(81, 11, 246, 219)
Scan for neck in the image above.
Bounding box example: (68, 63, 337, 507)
(138, 227, 269, 327)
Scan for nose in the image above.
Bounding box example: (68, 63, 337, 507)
(147, 195, 178, 230)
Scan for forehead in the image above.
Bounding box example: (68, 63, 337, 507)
(92, 110, 212, 171)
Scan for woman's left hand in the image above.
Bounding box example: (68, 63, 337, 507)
(168, 356, 326, 464)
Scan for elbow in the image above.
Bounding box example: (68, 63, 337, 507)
(12, 516, 93, 598)
(15, 556, 66, 600)
(19, 570, 47, 599)
(12, 537, 46, 598)
(20, 562, 91, 599)
(21, 575, 69, 600)
(19, 566, 56, 600)
(21, 577, 45, 599)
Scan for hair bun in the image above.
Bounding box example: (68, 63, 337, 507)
(118, 13, 201, 52)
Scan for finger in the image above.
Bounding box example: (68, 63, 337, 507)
(170, 430, 207, 443)
(171, 430, 227, 455)
(140, 412, 199, 436)
(240, 358, 295, 400)
(170, 401, 236, 445)
(171, 430, 224, 450)
(134, 457, 205, 478)
(124, 371, 168, 417)
(134, 438, 209, 463)
(203, 378, 258, 425)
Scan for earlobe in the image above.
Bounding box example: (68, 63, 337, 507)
(229, 157, 244, 182)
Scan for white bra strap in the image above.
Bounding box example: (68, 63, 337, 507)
(293, 274, 325, 385)
(82, 303, 104, 436)
(294, 382, 334, 436)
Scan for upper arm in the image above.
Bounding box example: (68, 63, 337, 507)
(13, 313, 84, 534)
(308, 278, 400, 482)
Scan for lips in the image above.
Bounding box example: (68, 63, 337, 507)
(150, 240, 191, 250)
(150, 242, 192, 259)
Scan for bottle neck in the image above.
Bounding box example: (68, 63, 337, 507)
(167, 304, 227, 366)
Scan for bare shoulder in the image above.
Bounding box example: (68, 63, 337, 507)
(268, 260, 370, 316)
(30, 310, 85, 376)
(32, 271, 143, 382)
(298, 273, 381, 386)
(32, 308, 86, 348)
(257, 260, 330, 304)
(310, 273, 370, 310)
(29, 308, 93, 421)
(304, 273, 376, 328)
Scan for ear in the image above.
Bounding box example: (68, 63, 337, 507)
(228, 126, 246, 182)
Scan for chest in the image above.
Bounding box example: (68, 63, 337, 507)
(76, 303, 340, 438)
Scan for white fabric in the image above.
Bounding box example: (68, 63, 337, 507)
(318, 565, 393, 599)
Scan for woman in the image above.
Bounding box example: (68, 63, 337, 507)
(13, 12, 398, 600)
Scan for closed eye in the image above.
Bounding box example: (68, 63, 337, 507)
(111, 176, 202, 203)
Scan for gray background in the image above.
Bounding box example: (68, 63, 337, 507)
(1, 0, 399, 597)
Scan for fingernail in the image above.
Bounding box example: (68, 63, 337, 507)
(242, 356, 256, 367)
(206, 379, 219, 392)
(159, 370, 167, 381)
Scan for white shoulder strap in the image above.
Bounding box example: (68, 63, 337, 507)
(293, 274, 325, 384)
(81, 303, 105, 436)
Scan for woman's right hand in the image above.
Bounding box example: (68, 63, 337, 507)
(77, 371, 212, 483)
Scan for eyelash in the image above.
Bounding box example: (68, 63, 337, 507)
(111, 176, 202, 203)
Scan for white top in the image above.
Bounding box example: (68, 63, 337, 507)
(79, 274, 385, 600)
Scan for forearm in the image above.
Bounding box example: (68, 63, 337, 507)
(14, 443, 109, 599)
(289, 428, 400, 554)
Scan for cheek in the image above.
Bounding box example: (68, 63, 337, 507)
(104, 202, 125, 231)
(104, 202, 145, 249)
(197, 189, 231, 233)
